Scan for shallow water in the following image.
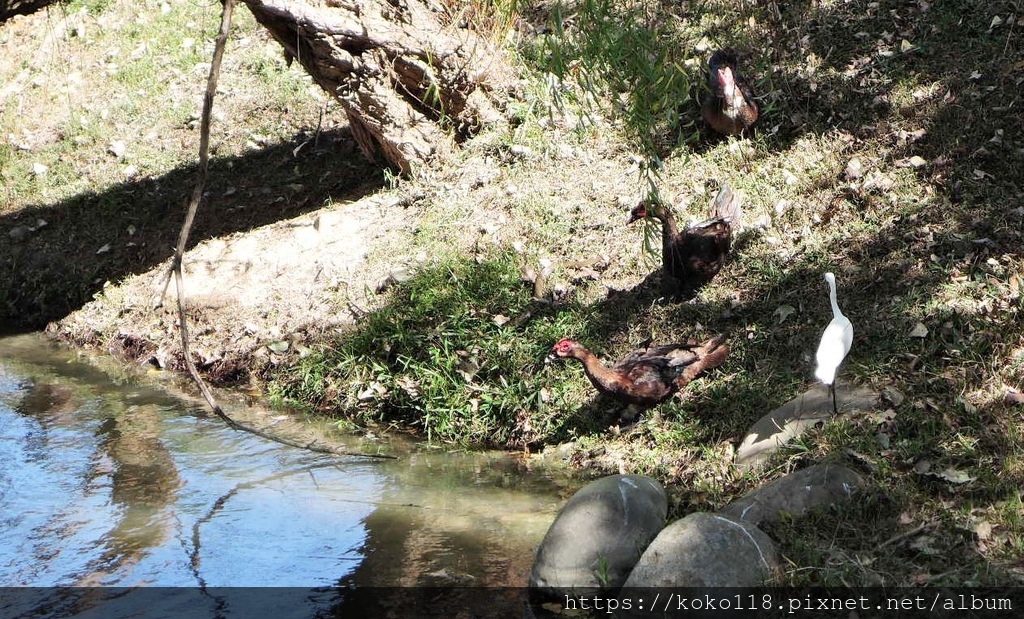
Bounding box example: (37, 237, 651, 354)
(0, 334, 570, 617)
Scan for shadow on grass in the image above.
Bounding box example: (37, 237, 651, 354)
(0, 0, 59, 22)
(250, 0, 1020, 516)
(314, 0, 1024, 583)
(0, 127, 383, 331)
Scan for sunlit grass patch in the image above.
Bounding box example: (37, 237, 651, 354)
(525, 0, 707, 156)
(273, 251, 609, 446)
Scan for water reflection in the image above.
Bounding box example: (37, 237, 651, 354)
(0, 334, 570, 617)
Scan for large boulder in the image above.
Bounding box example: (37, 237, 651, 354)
(529, 474, 667, 597)
(721, 463, 867, 526)
(735, 384, 880, 470)
(619, 512, 779, 590)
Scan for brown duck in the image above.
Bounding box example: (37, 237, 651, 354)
(546, 335, 729, 407)
(701, 49, 759, 136)
(627, 184, 742, 293)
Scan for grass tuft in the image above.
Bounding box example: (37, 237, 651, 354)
(273, 251, 604, 446)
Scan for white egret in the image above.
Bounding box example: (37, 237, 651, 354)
(814, 272, 853, 415)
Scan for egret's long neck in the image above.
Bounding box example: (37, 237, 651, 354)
(828, 278, 843, 319)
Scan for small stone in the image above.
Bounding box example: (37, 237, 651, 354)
(735, 384, 881, 470)
(267, 340, 289, 353)
(108, 140, 127, 158)
(845, 158, 864, 179)
(509, 144, 534, 158)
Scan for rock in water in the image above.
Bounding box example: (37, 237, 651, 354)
(529, 474, 667, 597)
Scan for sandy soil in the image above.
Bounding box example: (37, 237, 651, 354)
(49, 189, 424, 383)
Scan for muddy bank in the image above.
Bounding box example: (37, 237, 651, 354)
(47, 137, 643, 395)
(48, 190, 418, 385)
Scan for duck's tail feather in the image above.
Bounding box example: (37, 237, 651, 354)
(678, 334, 730, 385)
(710, 183, 743, 226)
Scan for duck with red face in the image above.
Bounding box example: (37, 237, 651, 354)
(546, 335, 729, 408)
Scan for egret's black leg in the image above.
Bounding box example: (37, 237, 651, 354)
(831, 383, 838, 415)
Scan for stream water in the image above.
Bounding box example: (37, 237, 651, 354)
(0, 334, 572, 617)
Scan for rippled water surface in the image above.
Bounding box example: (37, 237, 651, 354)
(0, 334, 570, 617)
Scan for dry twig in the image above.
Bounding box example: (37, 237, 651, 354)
(162, 0, 395, 461)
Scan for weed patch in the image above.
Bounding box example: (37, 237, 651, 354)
(274, 252, 607, 446)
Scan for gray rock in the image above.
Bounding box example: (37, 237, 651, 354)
(530, 474, 667, 597)
(735, 383, 879, 471)
(620, 512, 779, 589)
(720, 463, 867, 526)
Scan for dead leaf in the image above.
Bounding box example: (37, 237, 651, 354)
(914, 459, 932, 474)
(357, 381, 387, 401)
(975, 520, 993, 540)
(883, 386, 906, 406)
(398, 376, 421, 398)
(774, 304, 796, 324)
(1005, 390, 1024, 406)
(909, 322, 929, 338)
(935, 467, 975, 485)
(909, 534, 940, 555)
(492, 314, 510, 327)
(867, 408, 897, 425)
(457, 357, 480, 383)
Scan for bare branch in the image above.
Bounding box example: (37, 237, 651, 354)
(164, 0, 397, 462)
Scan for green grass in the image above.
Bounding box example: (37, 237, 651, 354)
(527, 0, 704, 158)
(3, 0, 1024, 589)
(273, 251, 608, 446)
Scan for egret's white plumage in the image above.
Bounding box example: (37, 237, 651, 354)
(814, 272, 853, 414)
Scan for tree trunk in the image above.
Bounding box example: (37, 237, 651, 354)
(241, 0, 510, 174)
(1, 0, 60, 22)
